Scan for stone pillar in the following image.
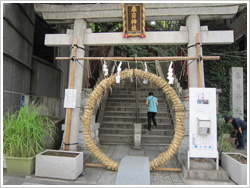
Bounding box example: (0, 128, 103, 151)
(65, 19, 87, 151)
(134, 123, 142, 149)
(82, 46, 89, 89)
(58, 28, 71, 118)
(229, 67, 244, 120)
(186, 15, 205, 88)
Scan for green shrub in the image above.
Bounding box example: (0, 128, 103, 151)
(218, 135, 233, 152)
(217, 113, 235, 152)
(217, 113, 234, 138)
(3, 101, 56, 157)
(218, 135, 233, 153)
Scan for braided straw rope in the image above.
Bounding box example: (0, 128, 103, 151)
(82, 69, 185, 171)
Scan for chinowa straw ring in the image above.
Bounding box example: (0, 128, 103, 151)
(82, 69, 185, 171)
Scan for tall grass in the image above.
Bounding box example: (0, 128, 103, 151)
(3, 101, 56, 157)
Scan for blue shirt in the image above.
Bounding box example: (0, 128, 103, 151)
(146, 96, 158, 113)
(232, 118, 247, 130)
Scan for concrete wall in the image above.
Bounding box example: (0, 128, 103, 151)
(3, 4, 35, 114)
(31, 56, 61, 98)
(3, 4, 35, 67)
(23, 95, 63, 118)
(3, 4, 70, 117)
(230, 13, 247, 41)
(229, 13, 247, 50)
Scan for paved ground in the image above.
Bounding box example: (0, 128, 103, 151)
(2, 144, 247, 186)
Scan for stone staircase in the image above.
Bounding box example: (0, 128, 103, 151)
(99, 78, 174, 146)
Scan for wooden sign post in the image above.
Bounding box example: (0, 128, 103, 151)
(64, 37, 78, 151)
(196, 33, 203, 88)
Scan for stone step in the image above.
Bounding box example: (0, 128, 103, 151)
(179, 158, 230, 182)
(108, 94, 166, 99)
(102, 114, 171, 119)
(111, 88, 136, 92)
(112, 88, 163, 92)
(100, 79, 175, 145)
(111, 86, 164, 90)
(111, 90, 164, 95)
(104, 111, 171, 117)
(106, 103, 168, 108)
(105, 106, 169, 112)
(102, 116, 172, 123)
(99, 134, 173, 144)
(101, 122, 173, 129)
(99, 128, 175, 136)
(100, 141, 170, 146)
(107, 98, 166, 103)
(103, 116, 172, 123)
(110, 90, 136, 95)
(109, 94, 135, 98)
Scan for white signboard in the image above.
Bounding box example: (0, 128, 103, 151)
(64, 89, 77, 108)
(187, 88, 219, 170)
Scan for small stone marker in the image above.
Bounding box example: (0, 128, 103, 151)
(229, 67, 244, 120)
(115, 156, 150, 185)
(134, 123, 142, 149)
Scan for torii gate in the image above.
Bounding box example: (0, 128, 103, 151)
(34, 3, 238, 151)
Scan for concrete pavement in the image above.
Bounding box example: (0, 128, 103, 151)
(2, 144, 246, 186)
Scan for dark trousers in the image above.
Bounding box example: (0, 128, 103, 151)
(239, 129, 247, 149)
(147, 112, 157, 129)
(236, 129, 247, 149)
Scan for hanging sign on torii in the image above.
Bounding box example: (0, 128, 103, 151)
(122, 3, 146, 38)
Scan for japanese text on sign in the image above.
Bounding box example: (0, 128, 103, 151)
(129, 5, 140, 32)
(122, 3, 145, 37)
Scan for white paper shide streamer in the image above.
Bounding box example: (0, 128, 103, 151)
(116, 61, 122, 83)
(143, 62, 148, 84)
(103, 60, 109, 76)
(167, 61, 174, 84)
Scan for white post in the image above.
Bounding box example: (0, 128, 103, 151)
(186, 15, 205, 88)
(65, 19, 87, 151)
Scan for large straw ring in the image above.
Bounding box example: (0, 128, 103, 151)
(82, 69, 185, 171)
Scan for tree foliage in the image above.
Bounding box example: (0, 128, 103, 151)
(203, 43, 247, 121)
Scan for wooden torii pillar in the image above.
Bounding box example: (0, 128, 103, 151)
(64, 37, 78, 151)
(196, 33, 203, 88)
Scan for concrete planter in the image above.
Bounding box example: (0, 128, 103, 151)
(221, 152, 247, 185)
(3, 154, 7, 168)
(5, 156, 35, 175)
(35, 149, 83, 180)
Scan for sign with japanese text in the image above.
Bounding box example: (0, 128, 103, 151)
(229, 67, 244, 120)
(188, 88, 219, 170)
(64, 89, 77, 108)
(122, 3, 145, 38)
